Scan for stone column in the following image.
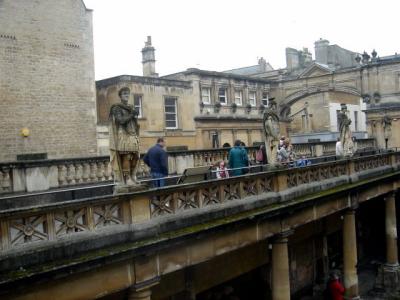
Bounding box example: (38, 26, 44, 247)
(128, 287, 152, 300)
(374, 192, 400, 295)
(343, 210, 359, 299)
(271, 233, 291, 300)
(385, 192, 398, 266)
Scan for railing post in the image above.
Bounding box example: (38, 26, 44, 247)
(275, 171, 288, 192)
(347, 158, 356, 175)
(0, 220, 10, 251)
(131, 194, 152, 223)
(390, 152, 397, 166)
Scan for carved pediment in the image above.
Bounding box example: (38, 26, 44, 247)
(298, 63, 333, 78)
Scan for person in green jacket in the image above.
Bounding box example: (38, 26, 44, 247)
(228, 140, 249, 176)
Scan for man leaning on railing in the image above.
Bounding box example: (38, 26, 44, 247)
(143, 138, 168, 188)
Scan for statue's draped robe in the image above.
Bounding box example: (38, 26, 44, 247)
(263, 113, 279, 164)
(109, 103, 140, 181)
(338, 111, 353, 157)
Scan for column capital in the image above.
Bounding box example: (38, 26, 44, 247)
(344, 209, 356, 215)
(128, 288, 152, 299)
(384, 191, 396, 201)
(131, 276, 160, 293)
(272, 230, 294, 243)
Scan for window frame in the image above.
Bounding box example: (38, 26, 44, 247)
(262, 91, 269, 106)
(354, 111, 358, 131)
(234, 90, 243, 106)
(218, 87, 227, 105)
(248, 91, 257, 106)
(201, 87, 211, 104)
(133, 94, 143, 118)
(164, 96, 178, 129)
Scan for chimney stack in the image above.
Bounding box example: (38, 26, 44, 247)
(141, 36, 158, 77)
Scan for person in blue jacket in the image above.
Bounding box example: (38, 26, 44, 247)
(144, 138, 168, 187)
(228, 140, 249, 176)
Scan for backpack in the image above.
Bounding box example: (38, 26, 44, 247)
(256, 149, 264, 162)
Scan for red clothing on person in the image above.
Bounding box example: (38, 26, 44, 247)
(329, 279, 345, 300)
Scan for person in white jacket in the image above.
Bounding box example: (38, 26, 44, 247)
(335, 137, 344, 157)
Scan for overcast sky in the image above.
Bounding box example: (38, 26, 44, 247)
(84, 0, 400, 80)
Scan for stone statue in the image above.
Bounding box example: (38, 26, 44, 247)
(109, 87, 140, 187)
(338, 104, 354, 157)
(263, 110, 280, 164)
(382, 115, 392, 139)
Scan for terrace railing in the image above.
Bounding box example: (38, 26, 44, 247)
(0, 150, 398, 252)
(0, 138, 376, 194)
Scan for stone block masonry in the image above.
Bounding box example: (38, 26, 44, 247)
(0, 0, 97, 161)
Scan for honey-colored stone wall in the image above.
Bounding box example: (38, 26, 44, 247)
(0, 0, 97, 161)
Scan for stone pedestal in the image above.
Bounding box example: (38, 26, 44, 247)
(114, 183, 147, 195)
(343, 210, 359, 299)
(271, 233, 291, 300)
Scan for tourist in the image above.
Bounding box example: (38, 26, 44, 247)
(279, 136, 286, 149)
(326, 272, 345, 300)
(143, 137, 168, 188)
(228, 140, 249, 176)
(287, 141, 296, 164)
(336, 137, 343, 157)
(216, 161, 229, 179)
(256, 144, 267, 164)
(277, 140, 290, 164)
(296, 155, 309, 167)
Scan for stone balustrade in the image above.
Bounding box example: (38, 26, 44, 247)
(0, 151, 398, 253)
(0, 138, 376, 194)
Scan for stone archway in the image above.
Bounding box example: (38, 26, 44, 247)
(280, 87, 364, 139)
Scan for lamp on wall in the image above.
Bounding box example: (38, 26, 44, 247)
(20, 128, 30, 138)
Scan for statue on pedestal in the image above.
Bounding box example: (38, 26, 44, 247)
(382, 115, 392, 149)
(262, 109, 280, 164)
(338, 104, 354, 157)
(109, 87, 141, 189)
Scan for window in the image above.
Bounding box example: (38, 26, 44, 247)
(234, 90, 243, 105)
(336, 110, 341, 131)
(301, 114, 307, 131)
(201, 87, 211, 104)
(249, 91, 256, 106)
(262, 92, 269, 106)
(354, 111, 358, 131)
(134, 94, 142, 117)
(164, 97, 178, 129)
(218, 88, 227, 105)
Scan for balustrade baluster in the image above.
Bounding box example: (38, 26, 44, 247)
(89, 162, 97, 182)
(82, 163, 90, 182)
(1, 168, 11, 192)
(0, 170, 3, 192)
(97, 161, 105, 181)
(58, 165, 67, 186)
(104, 161, 112, 180)
(66, 164, 76, 185)
(74, 164, 83, 184)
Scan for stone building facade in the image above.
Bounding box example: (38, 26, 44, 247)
(96, 75, 195, 154)
(96, 39, 274, 154)
(98, 38, 399, 153)
(0, 0, 97, 161)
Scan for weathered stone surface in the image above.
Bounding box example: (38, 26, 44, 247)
(0, 0, 97, 161)
(12, 168, 26, 192)
(25, 167, 50, 192)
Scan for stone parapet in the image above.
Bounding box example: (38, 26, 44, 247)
(0, 139, 377, 194)
(0, 151, 399, 297)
